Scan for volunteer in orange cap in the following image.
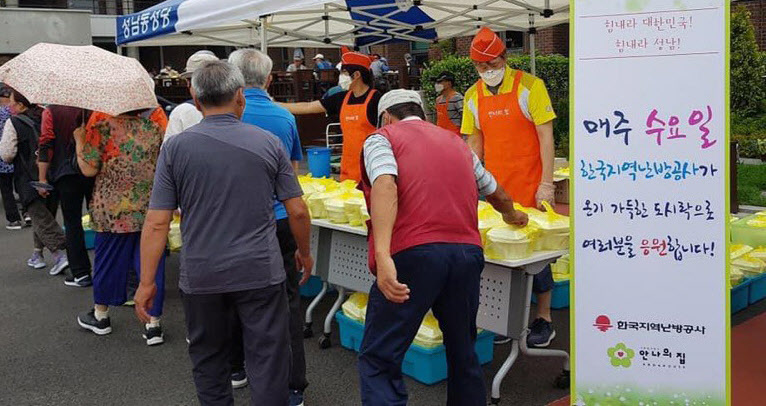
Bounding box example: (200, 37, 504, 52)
(282, 51, 380, 182)
(463, 27, 558, 349)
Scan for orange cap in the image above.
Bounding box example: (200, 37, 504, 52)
(341, 51, 372, 69)
(470, 27, 506, 62)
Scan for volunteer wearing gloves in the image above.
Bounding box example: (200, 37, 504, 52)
(463, 27, 559, 348)
(433, 71, 464, 135)
(357, 89, 527, 406)
(281, 51, 380, 182)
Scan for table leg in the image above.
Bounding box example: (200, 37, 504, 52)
(490, 339, 520, 404)
(320, 286, 346, 349)
(304, 281, 329, 338)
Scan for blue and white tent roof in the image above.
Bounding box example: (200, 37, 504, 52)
(117, 0, 568, 48)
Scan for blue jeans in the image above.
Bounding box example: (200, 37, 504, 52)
(358, 243, 486, 406)
(93, 232, 166, 317)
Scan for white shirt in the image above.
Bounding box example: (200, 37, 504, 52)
(164, 103, 203, 144)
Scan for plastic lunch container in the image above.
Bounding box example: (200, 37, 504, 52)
(731, 255, 766, 277)
(730, 244, 754, 260)
(307, 191, 340, 219)
(730, 268, 745, 287)
(341, 292, 369, 322)
(325, 198, 349, 224)
(486, 226, 535, 260)
(344, 197, 366, 226)
(413, 311, 444, 349)
(749, 247, 766, 260)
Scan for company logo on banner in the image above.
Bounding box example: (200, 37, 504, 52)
(572, 1, 729, 405)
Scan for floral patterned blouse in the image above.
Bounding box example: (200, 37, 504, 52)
(83, 109, 166, 233)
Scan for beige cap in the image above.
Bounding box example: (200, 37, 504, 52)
(181, 51, 219, 78)
(313, 54, 325, 60)
(377, 89, 423, 118)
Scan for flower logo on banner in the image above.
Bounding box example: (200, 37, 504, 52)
(607, 343, 635, 368)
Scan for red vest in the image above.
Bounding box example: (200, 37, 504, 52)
(360, 119, 482, 274)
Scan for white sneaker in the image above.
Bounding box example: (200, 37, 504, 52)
(27, 252, 46, 269)
(49, 251, 69, 276)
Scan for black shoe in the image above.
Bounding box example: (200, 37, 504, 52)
(77, 309, 112, 335)
(527, 318, 556, 348)
(231, 370, 248, 389)
(65, 274, 93, 287)
(494, 335, 511, 345)
(6, 221, 23, 230)
(143, 324, 164, 346)
(23, 213, 31, 227)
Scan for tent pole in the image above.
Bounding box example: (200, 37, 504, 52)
(528, 13, 536, 76)
(260, 16, 268, 52)
(159, 46, 165, 69)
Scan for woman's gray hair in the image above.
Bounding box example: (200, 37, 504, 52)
(228, 48, 274, 88)
(190, 60, 245, 107)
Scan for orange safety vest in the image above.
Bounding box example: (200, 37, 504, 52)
(339, 89, 378, 182)
(477, 70, 541, 207)
(435, 92, 461, 135)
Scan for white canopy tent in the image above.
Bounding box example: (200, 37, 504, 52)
(117, 0, 569, 74)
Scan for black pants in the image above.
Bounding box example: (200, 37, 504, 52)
(183, 283, 290, 406)
(231, 218, 308, 391)
(358, 243, 486, 406)
(0, 172, 20, 223)
(55, 175, 94, 278)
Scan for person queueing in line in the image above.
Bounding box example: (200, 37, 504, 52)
(433, 71, 464, 136)
(463, 27, 559, 347)
(357, 89, 528, 406)
(280, 50, 380, 182)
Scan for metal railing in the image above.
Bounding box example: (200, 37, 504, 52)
(0, 0, 162, 15)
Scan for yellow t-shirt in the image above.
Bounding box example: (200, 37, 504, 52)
(460, 66, 557, 135)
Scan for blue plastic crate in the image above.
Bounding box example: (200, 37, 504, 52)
(300, 275, 325, 298)
(531, 279, 570, 309)
(335, 311, 495, 385)
(732, 280, 751, 313)
(747, 274, 766, 305)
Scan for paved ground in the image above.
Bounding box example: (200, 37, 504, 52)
(0, 224, 572, 405)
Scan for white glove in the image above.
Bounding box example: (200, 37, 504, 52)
(535, 182, 556, 209)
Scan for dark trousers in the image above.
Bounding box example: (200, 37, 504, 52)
(231, 218, 308, 391)
(0, 172, 20, 223)
(358, 243, 487, 406)
(183, 283, 290, 406)
(55, 175, 94, 278)
(27, 197, 66, 252)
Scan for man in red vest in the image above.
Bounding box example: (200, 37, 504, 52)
(357, 89, 528, 405)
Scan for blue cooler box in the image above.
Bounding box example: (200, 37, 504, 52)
(746, 273, 766, 305)
(300, 275, 324, 298)
(335, 311, 494, 385)
(63, 227, 96, 250)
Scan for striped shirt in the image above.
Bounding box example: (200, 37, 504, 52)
(435, 92, 464, 128)
(363, 117, 498, 196)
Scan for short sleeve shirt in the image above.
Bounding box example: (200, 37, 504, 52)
(320, 88, 381, 126)
(82, 115, 164, 233)
(461, 67, 556, 134)
(149, 114, 303, 294)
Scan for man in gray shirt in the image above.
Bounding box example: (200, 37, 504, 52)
(134, 61, 313, 406)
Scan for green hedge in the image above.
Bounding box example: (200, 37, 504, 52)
(422, 55, 569, 157)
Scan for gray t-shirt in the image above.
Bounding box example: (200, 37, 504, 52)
(149, 114, 303, 294)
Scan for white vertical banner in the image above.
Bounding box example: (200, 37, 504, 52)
(572, 1, 729, 405)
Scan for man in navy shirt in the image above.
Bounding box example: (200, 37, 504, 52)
(229, 48, 308, 406)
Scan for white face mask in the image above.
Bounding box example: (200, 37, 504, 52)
(434, 83, 444, 94)
(338, 73, 352, 90)
(480, 66, 505, 87)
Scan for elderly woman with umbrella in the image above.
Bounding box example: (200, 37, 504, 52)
(0, 43, 168, 345)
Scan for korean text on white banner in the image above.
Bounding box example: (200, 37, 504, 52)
(572, 0, 729, 405)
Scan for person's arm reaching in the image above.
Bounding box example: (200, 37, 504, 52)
(473, 152, 528, 227)
(279, 100, 326, 116)
(284, 196, 313, 285)
(135, 209, 172, 324)
(535, 120, 556, 209)
(467, 128, 484, 160)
